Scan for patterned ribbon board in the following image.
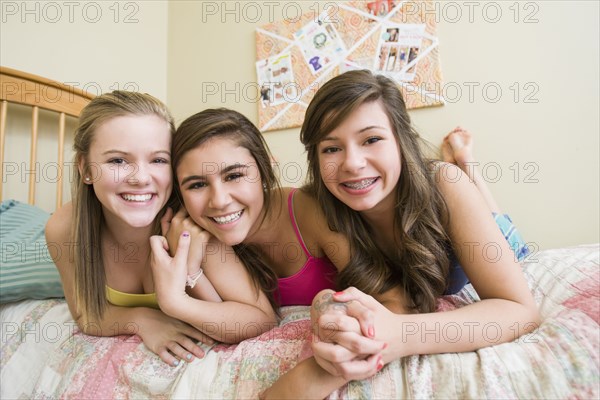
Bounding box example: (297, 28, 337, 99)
(256, 0, 444, 132)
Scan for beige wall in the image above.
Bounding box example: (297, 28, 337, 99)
(168, 1, 599, 250)
(1, 0, 169, 100)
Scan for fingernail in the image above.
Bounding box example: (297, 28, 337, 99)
(383, 342, 389, 350)
(173, 359, 179, 366)
(376, 357, 384, 371)
(186, 353, 192, 360)
(368, 325, 375, 338)
(182, 232, 190, 237)
(334, 291, 345, 296)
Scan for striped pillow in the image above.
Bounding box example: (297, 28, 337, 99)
(0, 200, 64, 303)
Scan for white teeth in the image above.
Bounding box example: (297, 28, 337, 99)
(212, 211, 243, 224)
(343, 178, 376, 190)
(122, 194, 153, 202)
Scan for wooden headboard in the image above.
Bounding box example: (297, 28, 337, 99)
(0, 67, 95, 210)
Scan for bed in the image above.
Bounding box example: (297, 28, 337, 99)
(1, 67, 598, 399)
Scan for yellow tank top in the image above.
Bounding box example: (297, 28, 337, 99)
(106, 286, 159, 309)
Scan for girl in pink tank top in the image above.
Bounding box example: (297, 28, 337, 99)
(167, 109, 354, 308)
(274, 188, 337, 306)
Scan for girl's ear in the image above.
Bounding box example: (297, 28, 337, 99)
(78, 156, 92, 185)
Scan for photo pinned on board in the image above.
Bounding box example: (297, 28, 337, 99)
(255, 52, 297, 107)
(366, 0, 399, 17)
(374, 24, 425, 81)
(294, 11, 346, 75)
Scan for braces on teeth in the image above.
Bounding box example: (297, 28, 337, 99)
(344, 178, 375, 190)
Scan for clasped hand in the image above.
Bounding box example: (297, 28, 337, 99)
(310, 288, 395, 381)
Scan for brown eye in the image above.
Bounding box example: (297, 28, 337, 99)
(187, 182, 206, 190)
(365, 137, 382, 145)
(225, 173, 244, 182)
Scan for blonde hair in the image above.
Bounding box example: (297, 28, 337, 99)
(72, 91, 175, 324)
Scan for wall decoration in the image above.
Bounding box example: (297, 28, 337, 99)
(256, 52, 296, 107)
(255, 0, 444, 132)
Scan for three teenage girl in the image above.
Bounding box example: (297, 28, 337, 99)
(50, 70, 537, 395)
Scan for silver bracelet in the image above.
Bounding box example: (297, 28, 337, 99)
(186, 268, 204, 288)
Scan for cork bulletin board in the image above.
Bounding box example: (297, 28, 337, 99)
(255, 0, 445, 132)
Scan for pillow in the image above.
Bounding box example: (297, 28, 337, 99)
(0, 200, 64, 303)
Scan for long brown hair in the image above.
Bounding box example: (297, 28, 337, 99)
(172, 108, 280, 309)
(72, 91, 175, 324)
(301, 70, 450, 313)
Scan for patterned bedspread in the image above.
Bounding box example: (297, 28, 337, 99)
(1, 245, 598, 399)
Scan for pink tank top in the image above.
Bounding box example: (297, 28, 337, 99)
(275, 189, 338, 306)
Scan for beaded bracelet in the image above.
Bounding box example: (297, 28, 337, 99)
(186, 268, 204, 288)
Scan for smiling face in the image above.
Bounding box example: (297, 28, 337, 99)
(82, 114, 172, 229)
(176, 137, 264, 246)
(318, 100, 401, 215)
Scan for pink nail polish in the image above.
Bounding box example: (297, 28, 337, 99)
(368, 326, 375, 338)
(377, 357, 384, 371)
(334, 291, 345, 296)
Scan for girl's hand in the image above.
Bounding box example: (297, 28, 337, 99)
(310, 289, 387, 380)
(329, 287, 400, 360)
(150, 232, 191, 313)
(137, 307, 214, 367)
(162, 208, 211, 275)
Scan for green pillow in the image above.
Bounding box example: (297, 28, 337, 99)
(0, 200, 64, 303)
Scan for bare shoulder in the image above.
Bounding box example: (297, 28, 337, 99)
(45, 202, 74, 271)
(45, 202, 73, 244)
(292, 187, 351, 269)
(290, 188, 327, 228)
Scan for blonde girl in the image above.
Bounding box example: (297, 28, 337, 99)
(47, 92, 275, 368)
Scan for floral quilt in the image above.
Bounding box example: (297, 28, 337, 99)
(1, 245, 598, 399)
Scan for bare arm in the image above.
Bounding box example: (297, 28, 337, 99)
(261, 357, 349, 400)
(151, 232, 277, 343)
(387, 163, 539, 356)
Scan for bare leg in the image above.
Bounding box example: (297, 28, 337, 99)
(441, 127, 501, 213)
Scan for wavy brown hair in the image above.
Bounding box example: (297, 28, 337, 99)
(172, 108, 280, 310)
(301, 70, 450, 313)
(72, 91, 175, 324)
